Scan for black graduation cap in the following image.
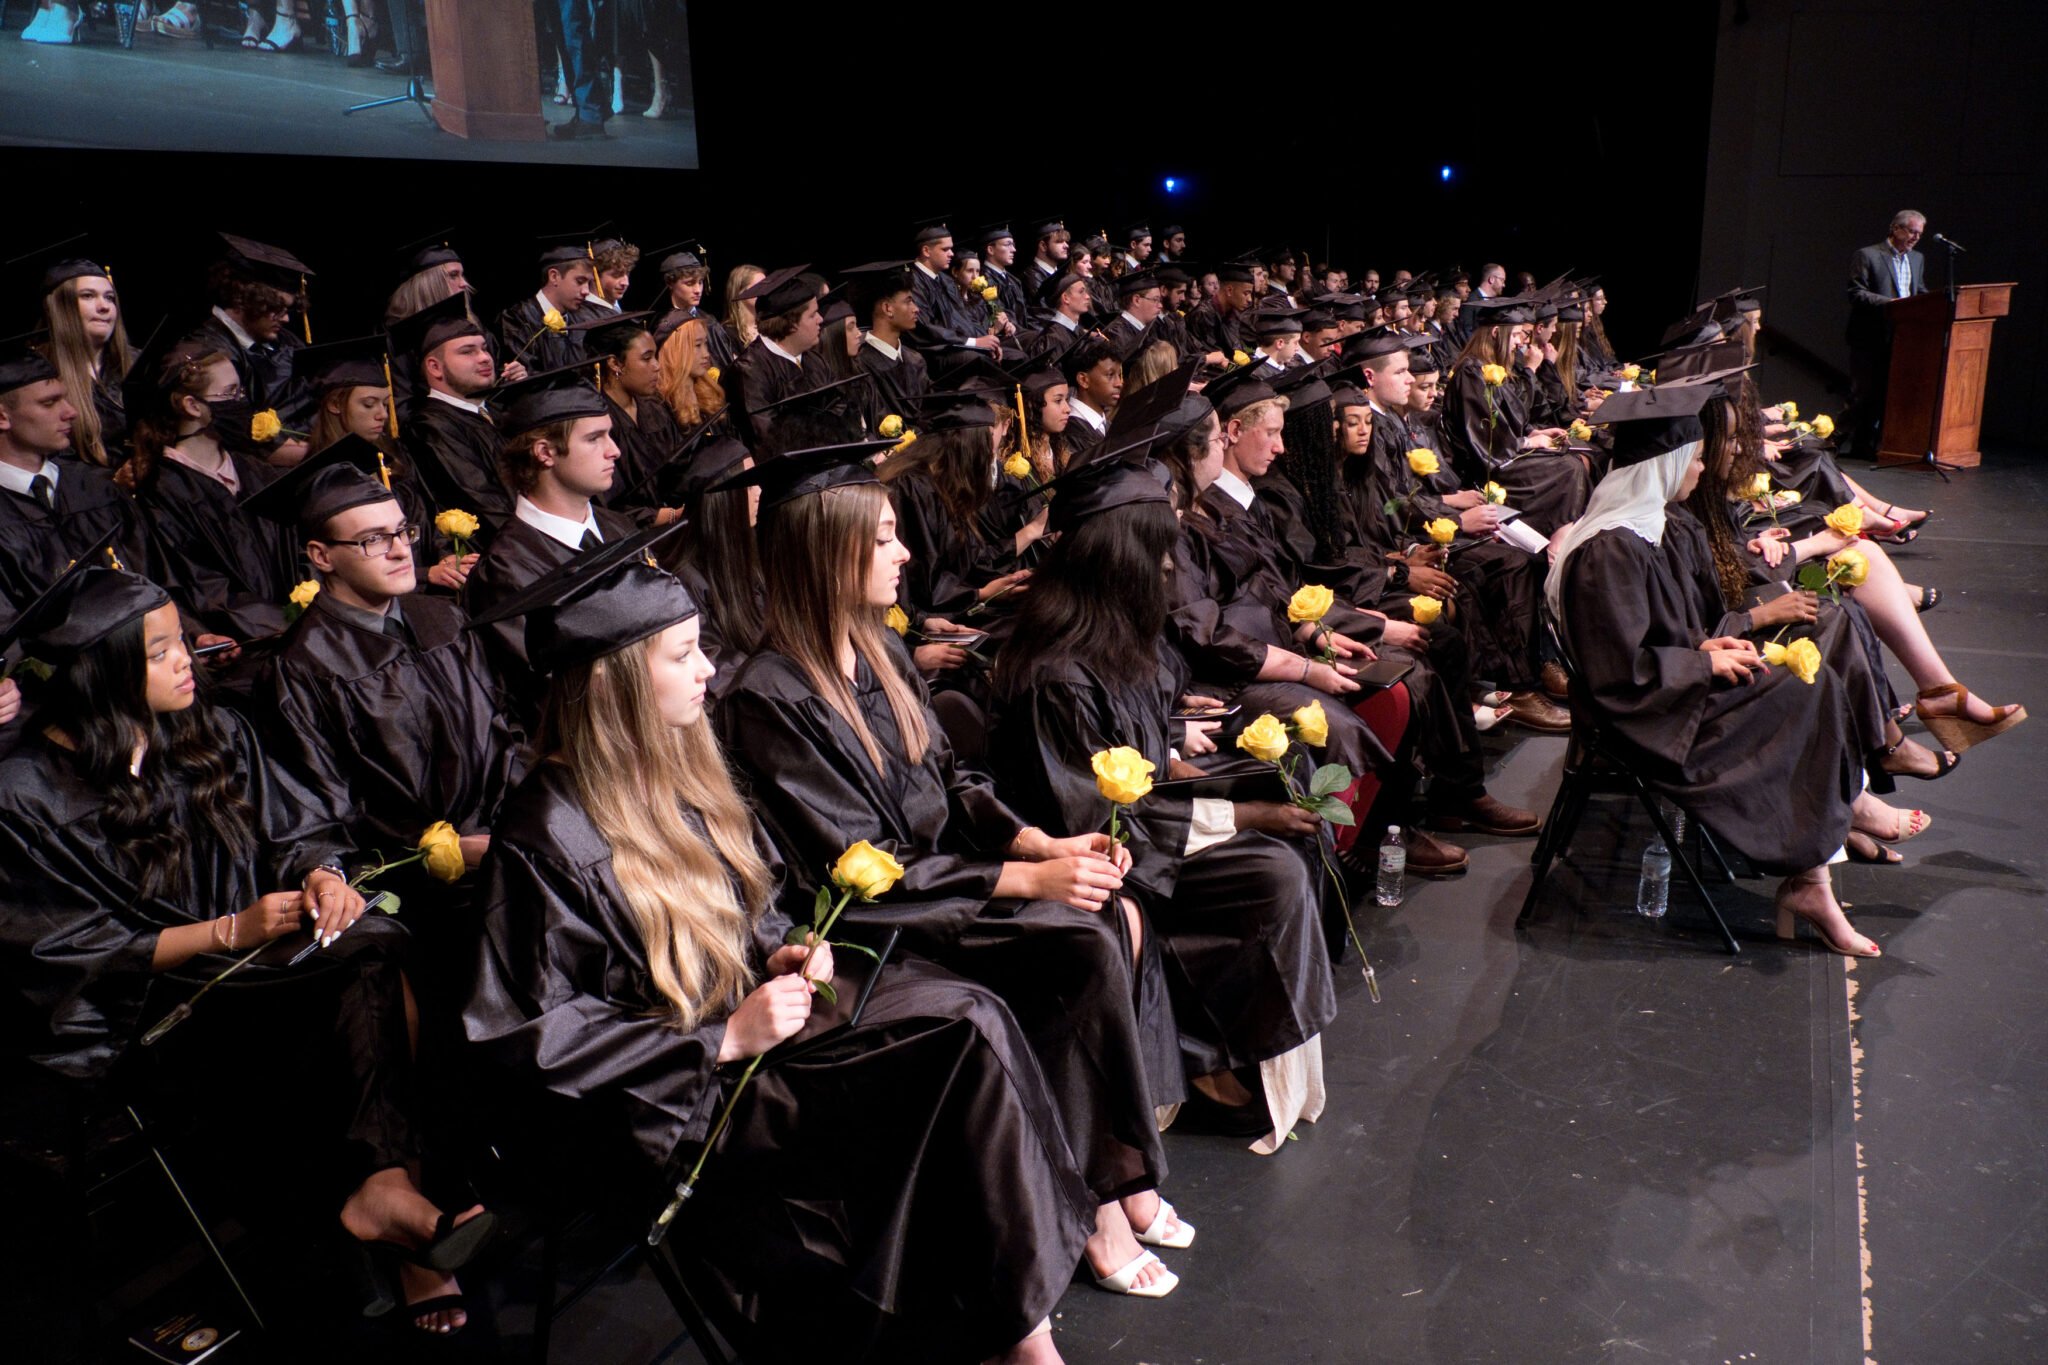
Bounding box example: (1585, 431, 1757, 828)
(674, 434, 754, 504)
(838, 260, 916, 315)
(1706, 284, 1767, 322)
(1154, 261, 1194, 285)
(1556, 302, 1586, 323)
(711, 438, 897, 510)
(571, 309, 656, 354)
(295, 334, 392, 393)
(387, 292, 484, 360)
(1589, 382, 1722, 465)
(0, 341, 60, 395)
(1658, 303, 1717, 349)
(1159, 223, 1185, 239)
(1025, 214, 1067, 242)
(242, 434, 395, 533)
(1406, 345, 1443, 375)
(737, 264, 821, 319)
(0, 526, 130, 661)
(1270, 363, 1333, 412)
(1123, 222, 1152, 243)
(1042, 446, 1175, 536)
(974, 222, 1015, 247)
(6, 234, 114, 296)
(912, 215, 955, 248)
(1209, 257, 1257, 285)
(1037, 270, 1091, 309)
(465, 520, 692, 671)
(1114, 268, 1163, 298)
(535, 225, 609, 272)
(486, 363, 610, 436)
(1461, 295, 1534, 327)
(1012, 338, 1076, 397)
(745, 371, 874, 422)
(919, 390, 1001, 434)
(1107, 360, 1200, 441)
(930, 352, 1014, 398)
(394, 226, 462, 277)
(218, 232, 315, 290)
(1652, 334, 1748, 382)
(652, 239, 710, 277)
(1338, 327, 1430, 364)
(1301, 309, 1338, 332)
(1202, 362, 1279, 418)
(1251, 303, 1307, 337)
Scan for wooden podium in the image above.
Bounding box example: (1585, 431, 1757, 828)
(1876, 283, 2015, 469)
(425, 0, 545, 142)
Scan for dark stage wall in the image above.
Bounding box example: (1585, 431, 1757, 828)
(1698, 0, 2048, 445)
(9, 7, 1722, 362)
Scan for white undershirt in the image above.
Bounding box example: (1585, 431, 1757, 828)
(515, 494, 600, 550)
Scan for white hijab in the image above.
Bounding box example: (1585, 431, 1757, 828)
(1543, 440, 1702, 624)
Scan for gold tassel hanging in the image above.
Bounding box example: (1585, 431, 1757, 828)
(382, 356, 400, 439)
(1014, 384, 1031, 464)
(588, 243, 607, 304)
(299, 272, 313, 343)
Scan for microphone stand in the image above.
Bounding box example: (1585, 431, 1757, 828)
(345, 6, 434, 124)
(1907, 235, 1965, 481)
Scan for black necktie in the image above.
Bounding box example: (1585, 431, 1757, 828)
(27, 474, 53, 511)
(579, 530, 603, 551)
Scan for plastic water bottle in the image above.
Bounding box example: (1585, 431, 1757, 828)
(1375, 826, 1407, 907)
(1635, 837, 1671, 918)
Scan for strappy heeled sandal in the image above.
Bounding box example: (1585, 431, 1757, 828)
(1880, 735, 1959, 781)
(1774, 872, 1882, 957)
(1915, 682, 2026, 754)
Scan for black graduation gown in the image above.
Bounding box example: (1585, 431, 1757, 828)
(463, 506, 638, 727)
(1182, 299, 1245, 361)
(853, 340, 930, 423)
(497, 295, 592, 374)
(718, 644, 1180, 1201)
(672, 554, 764, 700)
(990, 657, 1336, 1078)
(1560, 527, 1858, 873)
(0, 457, 162, 633)
(599, 392, 685, 516)
(884, 470, 1005, 622)
(403, 395, 512, 536)
(1764, 436, 1857, 514)
(986, 264, 1031, 335)
(1446, 360, 1589, 535)
(465, 761, 1091, 1361)
(179, 316, 309, 460)
(907, 266, 984, 352)
(732, 337, 829, 446)
(138, 453, 300, 639)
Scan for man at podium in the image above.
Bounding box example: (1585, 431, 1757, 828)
(1844, 209, 1927, 461)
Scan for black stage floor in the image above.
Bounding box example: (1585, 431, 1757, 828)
(0, 21, 697, 168)
(36, 451, 2048, 1364)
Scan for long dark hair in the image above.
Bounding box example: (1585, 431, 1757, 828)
(1686, 391, 1767, 609)
(879, 424, 994, 542)
(41, 618, 255, 903)
(679, 483, 764, 656)
(1276, 398, 1346, 561)
(994, 498, 1179, 697)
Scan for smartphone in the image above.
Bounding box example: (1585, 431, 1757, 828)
(1353, 658, 1414, 689)
(192, 639, 238, 659)
(1170, 704, 1242, 723)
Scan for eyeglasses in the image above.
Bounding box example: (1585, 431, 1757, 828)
(319, 524, 420, 558)
(255, 299, 294, 317)
(200, 385, 246, 403)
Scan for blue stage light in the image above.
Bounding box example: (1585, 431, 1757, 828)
(1440, 166, 1453, 182)
(1164, 177, 1179, 192)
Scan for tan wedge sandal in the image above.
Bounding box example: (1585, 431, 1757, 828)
(1915, 683, 2026, 754)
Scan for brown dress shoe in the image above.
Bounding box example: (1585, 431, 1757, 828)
(1540, 660, 1571, 701)
(1505, 691, 1573, 734)
(1405, 828, 1470, 877)
(1428, 792, 1543, 837)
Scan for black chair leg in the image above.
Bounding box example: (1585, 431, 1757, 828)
(1635, 792, 1740, 955)
(641, 1241, 731, 1365)
(1698, 824, 1735, 883)
(531, 1226, 561, 1365)
(129, 1107, 265, 1331)
(1519, 771, 1584, 926)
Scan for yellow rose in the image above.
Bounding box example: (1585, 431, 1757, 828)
(288, 579, 320, 609)
(878, 413, 904, 439)
(250, 409, 283, 442)
(981, 286, 1000, 302)
(1811, 413, 1835, 438)
(1481, 363, 1508, 387)
(1644, 368, 1657, 385)
(417, 820, 466, 884)
(1778, 490, 1803, 506)
(1620, 364, 1641, 382)
(1405, 448, 1439, 477)
(1091, 746, 1156, 806)
(1783, 637, 1822, 685)
(831, 839, 906, 900)
(1235, 714, 1290, 763)
(705, 365, 722, 384)
(1780, 400, 1798, 420)
(1827, 546, 1869, 588)
(893, 428, 919, 451)
(1290, 701, 1329, 748)
(884, 604, 909, 636)
(542, 308, 567, 334)
(434, 508, 480, 541)
(1568, 419, 1593, 442)
(1410, 594, 1443, 624)
(1761, 641, 1788, 667)
(1003, 451, 1033, 479)
(1742, 472, 1772, 499)
(1425, 517, 1457, 545)
(972, 275, 989, 290)
(1483, 481, 1507, 505)
(1231, 350, 1252, 368)
(1824, 503, 1864, 538)
(1286, 583, 1334, 624)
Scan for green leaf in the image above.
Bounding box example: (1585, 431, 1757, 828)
(829, 938, 881, 963)
(1308, 763, 1353, 799)
(1795, 561, 1828, 591)
(783, 922, 812, 946)
(810, 979, 838, 1006)
(811, 885, 833, 924)
(378, 892, 403, 914)
(1315, 796, 1356, 827)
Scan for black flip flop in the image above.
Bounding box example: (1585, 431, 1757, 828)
(401, 1293, 470, 1337)
(398, 1208, 499, 1273)
(1846, 832, 1902, 866)
(1915, 586, 1941, 613)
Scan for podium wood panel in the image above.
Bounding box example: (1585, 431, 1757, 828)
(426, 0, 544, 142)
(1877, 282, 2015, 470)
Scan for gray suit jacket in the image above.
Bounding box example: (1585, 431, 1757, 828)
(1847, 243, 1924, 347)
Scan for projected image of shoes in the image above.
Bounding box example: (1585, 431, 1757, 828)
(546, 119, 610, 141)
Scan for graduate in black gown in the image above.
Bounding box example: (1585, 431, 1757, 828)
(879, 396, 1043, 624)
(669, 435, 764, 695)
(846, 262, 933, 421)
(390, 293, 516, 538)
(579, 310, 689, 519)
(1445, 300, 1589, 536)
(462, 544, 1093, 1363)
(0, 563, 494, 1337)
(1546, 382, 1917, 958)
(989, 455, 1337, 1151)
(731, 266, 832, 446)
(716, 444, 1195, 1301)
(495, 240, 602, 376)
(463, 369, 636, 729)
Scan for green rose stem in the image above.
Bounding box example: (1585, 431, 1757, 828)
(1271, 735, 1381, 1004)
(649, 876, 872, 1246)
(139, 855, 418, 1047)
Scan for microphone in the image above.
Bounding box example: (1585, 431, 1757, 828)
(1931, 232, 1969, 253)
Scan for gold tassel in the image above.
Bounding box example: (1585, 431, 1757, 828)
(106, 546, 124, 571)
(1014, 383, 1031, 465)
(588, 243, 607, 304)
(382, 356, 400, 438)
(299, 273, 312, 343)
(376, 448, 392, 491)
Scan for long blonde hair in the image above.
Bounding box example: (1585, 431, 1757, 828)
(656, 318, 728, 426)
(43, 276, 133, 467)
(383, 267, 463, 328)
(541, 636, 772, 1030)
(723, 264, 764, 347)
(760, 482, 930, 771)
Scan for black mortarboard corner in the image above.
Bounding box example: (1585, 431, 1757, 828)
(394, 227, 462, 278)
(1209, 257, 1257, 285)
(0, 342, 60, 395)
(1339, 327, 1432, 365)
(1123, 223, 1152, 243)
(0, 526, 127, 663)
(839, 261, 916, 317)
(912, 215, 954, 248)
(571, 310, 656, 355)
(1652, 335, 1748, 383)
(1035, 363, 1195, 535)
(536, 225, 610, 273)
(1706, 284, 1767, 322)
(1659, 303, 1717, 349)
(465, 520, 692, 672)
(1269, 363, 1333, 412)
(712, 438, 898, 510)
(388, 292, 484, 360)
(674, 434, 754, 505)
(1159, 224, 1185, 238)
(737, 264, 821, 319)
(1461, 295, 1534, 327)
(0, 559, 169, 668)
(243, 434, 395, 533)
(1590, 382, 1722, 466)
(1202, 361, 1279, 418)
(218, 233, 315, 291)
(295, 334, 392, 393)
(1026, 215, 1067, 242)
(488, 364, 611, 436)
(974, 222, 1015, 247)
(1012, 338, 1077, 397)
(745, 372, 875, 427)
(919, 390, 1001, 434)
(1115, 269, 1164, 298)
(653, 240, 710, 281)
(1251, 302, 1307, 337)
(1407, 346, 1443, 375)
(7, 234, 113, 296)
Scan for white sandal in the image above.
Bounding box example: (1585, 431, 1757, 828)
(1091, 1247, 1178, 1298)
(1134, 1199, 1195, 1250)
(1473, 703, 1513, 733)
